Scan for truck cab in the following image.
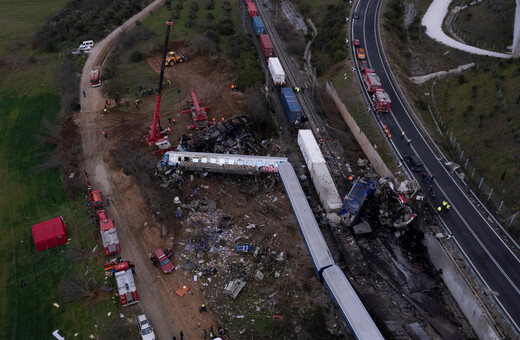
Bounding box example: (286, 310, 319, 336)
(154, 248, 174, 274)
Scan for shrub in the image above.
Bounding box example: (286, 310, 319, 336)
(130, 50, 143, 62)
(203, 30, 220, 45)
(206, 0, 215, 10)
(190, 1, 199, 11)
(222, 0, 232, 12)
(207, 12, 214, 20)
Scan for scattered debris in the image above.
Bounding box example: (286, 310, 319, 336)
(223, 279, 246, 299)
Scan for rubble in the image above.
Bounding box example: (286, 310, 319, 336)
(352, 221, 372, 234)
(180, 115, 264, 155)
(223, 279, 246, 299)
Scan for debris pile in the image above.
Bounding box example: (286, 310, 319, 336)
(180, 115, 263, 154)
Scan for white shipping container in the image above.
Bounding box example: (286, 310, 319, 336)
(311, 163, 343, 212)
(298, 130, 326, 169)
(268, 57, 286, 86)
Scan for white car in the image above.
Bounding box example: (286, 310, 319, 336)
(137, 314, 156, 340)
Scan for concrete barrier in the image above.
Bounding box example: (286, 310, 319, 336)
(425, 232, 501, 340)
(325, 82, 393, 180)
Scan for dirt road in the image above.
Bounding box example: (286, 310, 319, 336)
(78, 1, 215, 339)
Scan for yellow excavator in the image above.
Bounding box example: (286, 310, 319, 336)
(165, 51, 187, 66)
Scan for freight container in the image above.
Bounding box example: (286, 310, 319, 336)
(259, 34, 273, 57)
(280, 88, 302, 124)
(247, 2, 257, 18)
(267, 57, 286, 86)
(252, 16, 264, 35)
(311, 163, 343, 212)
(297, 129, 326, 169)
(297, 130, 342, 212)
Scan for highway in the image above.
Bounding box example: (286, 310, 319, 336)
(352, 0, 520, 332)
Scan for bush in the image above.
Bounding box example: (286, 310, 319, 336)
(206, 0, 215, 10)
(188, 9, 197, 20)
(207, 12, 214, 20)
(130, 50, 143, 62)
(203, 30, 220, 45)
(189, 36, 218, 55)
(54, 55, 80, 112)
(222, 0, 232, 12)
(190, 1, 199, 11)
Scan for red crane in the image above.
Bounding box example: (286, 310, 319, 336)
(145, 22, 174, 147)
(182, 91, 216, 130)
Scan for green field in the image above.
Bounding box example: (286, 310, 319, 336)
(434, 60, 520, 211)
(0, 0, 128, 338)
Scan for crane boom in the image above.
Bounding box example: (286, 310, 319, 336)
(146, 21, 174, 145)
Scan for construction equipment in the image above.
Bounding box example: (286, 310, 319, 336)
(145, 22, 174, 149)
(182, 91, 216, 130)
(165, 51, 187, 66)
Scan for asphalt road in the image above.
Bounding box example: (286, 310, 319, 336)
(351, 0, 520, 332)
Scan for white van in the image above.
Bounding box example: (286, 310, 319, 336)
(78, 40, 94, 51)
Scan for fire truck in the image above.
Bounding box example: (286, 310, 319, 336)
(90, 69, 101, 87)
(372, 89, 392, 113)
(363, 69, 382, 93)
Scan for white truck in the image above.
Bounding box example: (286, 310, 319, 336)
(73, 40, 94, 54)
(268, 57, 286, 87)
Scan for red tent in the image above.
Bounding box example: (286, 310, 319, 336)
(32, 216, 68, 252)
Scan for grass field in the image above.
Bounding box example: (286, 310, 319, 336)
(434, 60, 520, 211)
(453, 0, 515, 53)
(0, 0, 128, 338)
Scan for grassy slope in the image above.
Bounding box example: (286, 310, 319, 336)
(0, 0, 125, 338)
(453, 0, 515, 53)
(378, 0, 520, 214)
(434, 62, 520, 210)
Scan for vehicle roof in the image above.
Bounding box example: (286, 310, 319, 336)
(154, 248, 165, 257)
(407, 154, 423, 164)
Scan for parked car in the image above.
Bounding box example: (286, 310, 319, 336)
(353, 39, 360, 47)
(154, 248, 174, 274)
(137, 314, 156, 340)
(405, 154, 424, 172)
(356, 48, 366, 60)
(360, 60, 369, 72)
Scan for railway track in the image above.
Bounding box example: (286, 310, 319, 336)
(254, 0, 350, 194)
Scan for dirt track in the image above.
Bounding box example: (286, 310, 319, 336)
(78, 1, 216, 339)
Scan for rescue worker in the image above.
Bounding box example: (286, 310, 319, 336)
(401, 131, 405, 139)
(103, 108, 107, 114)
(103, 131, 108, 138)
(442, 200, 448, 208)
(446, 204, 451, 212)
(437, 206, 442, 213)
(407, 138, 412, 146)
(173, 118, 176, 125)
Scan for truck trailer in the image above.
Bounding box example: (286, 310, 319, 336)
(268, 57, 286, 86)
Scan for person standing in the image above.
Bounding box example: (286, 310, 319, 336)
(180, 331, 184, 340)
(407, 138, 412, 146)
(401, 131, 405, 139)
(103, 131, 108, 139)
(82, 90, 86, 97)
